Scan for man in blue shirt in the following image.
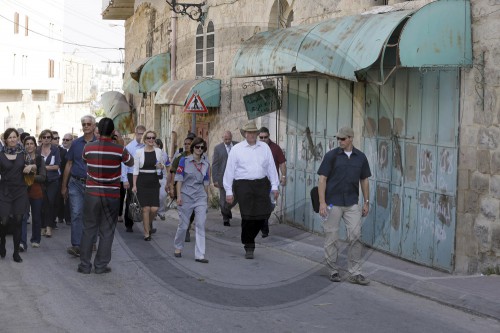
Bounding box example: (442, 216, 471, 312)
(122, 125, 146, 232)
(317, 126, 371, 285)
(61, 115, 97, 257)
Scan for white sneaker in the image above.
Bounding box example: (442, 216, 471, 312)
(31, 242, 40, 248)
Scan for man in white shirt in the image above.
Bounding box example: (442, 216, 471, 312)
(223, 120, 279, 259)
(122, 125, 146, 232)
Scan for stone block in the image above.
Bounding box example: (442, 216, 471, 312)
(477, 150, 491, 173)
(464, 191, 479, 214)
(491, 151, 500, 174)
(491, 175, 500, 199)
(480, 197, 499, 220)
(474, 218, 490, 252)
(471, 171, 490, 193)
(457, 169, 469, 190)
(492, 226, 500, 254)
(474, 111, 494, 127)
(458, 146, 476, 170)
(477, 127, 500, 150)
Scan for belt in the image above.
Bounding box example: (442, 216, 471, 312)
(71, 175, 87, 183)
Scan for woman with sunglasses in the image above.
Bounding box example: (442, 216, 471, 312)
(22, 136, 47, 249)
(132, 130, 165, 240)
(173, 137, 210, 263)
(37, 129, 61, 238)
(0, 128, 34, 262)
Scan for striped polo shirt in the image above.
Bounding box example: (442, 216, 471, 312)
(82, 138, 132, 198)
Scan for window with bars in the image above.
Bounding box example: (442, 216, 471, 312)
(195, 21, 215, 77)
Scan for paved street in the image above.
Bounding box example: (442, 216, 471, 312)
(1, 209, 499, 333)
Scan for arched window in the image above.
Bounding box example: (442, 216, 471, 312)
(194, 21, 215, 77)
(206, 21, 215, 76)
(195, 24, 204, 77)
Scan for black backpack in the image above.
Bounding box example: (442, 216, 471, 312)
(310, 148, 339, 213)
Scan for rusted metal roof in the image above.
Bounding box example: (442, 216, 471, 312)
(154, 79, 221, 107)
(138, 53, 171, 93)
(129, 57, 151, 81)
(232, 0, 471, 80)
(100, 91, 135, 134)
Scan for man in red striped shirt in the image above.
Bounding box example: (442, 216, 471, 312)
(77, 118, 133, 274)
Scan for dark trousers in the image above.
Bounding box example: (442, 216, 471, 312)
(124, 174, 134, 229)
(79, 195, 119, 271)
(0, 215, 23, 256)
(241, 219, 265, 248)
(42, 179, 60, 228)
(119, 182, 125, 218)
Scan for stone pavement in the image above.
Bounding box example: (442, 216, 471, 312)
(164, 207, 500, 321)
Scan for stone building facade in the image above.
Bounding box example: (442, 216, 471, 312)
(107, 0, 500, 274)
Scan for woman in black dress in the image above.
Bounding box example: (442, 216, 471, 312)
(0, 128, 34, 262)
(132, 130, 165, 240)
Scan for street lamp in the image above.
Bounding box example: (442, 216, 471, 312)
(166, 0, 207, 22)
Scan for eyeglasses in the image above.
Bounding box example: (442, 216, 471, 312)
(146, 136, 156, 140)
(42, 136, 52, 139)
(136, 132, 144, 136)
(259, 136, 269, 139)
(53, 137, 59, 140)
(63, 138, 72, 142)
(194, 145, 204, 150)
(82, 123, 92, 127)
(337, 137, 348, 141)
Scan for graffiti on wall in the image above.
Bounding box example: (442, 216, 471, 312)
(300, 127, 324, 162)
(420, 149, 434, 186)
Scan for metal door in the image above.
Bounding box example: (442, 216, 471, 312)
(285, 77, 353, 234)
(362, 68, 459, 271)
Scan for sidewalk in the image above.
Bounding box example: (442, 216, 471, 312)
(179, 208, 500, 321)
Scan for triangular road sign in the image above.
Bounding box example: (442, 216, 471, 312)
(184, 92, 208, 113)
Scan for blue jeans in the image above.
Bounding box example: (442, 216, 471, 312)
(22, 198, 43, 246)
(68, 177, 85, 247)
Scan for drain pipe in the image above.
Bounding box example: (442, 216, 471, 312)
(169, 10, 177, 158)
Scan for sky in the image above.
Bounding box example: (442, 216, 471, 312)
(63, 0, 125, 65)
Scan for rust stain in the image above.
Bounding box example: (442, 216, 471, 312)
(419, 192, 432, 210)
(394, 118, 404, 136)
(376, 184, 389, 209)
(437, 195, 452, 227)
(405, 143, 417, 183)
(391, 194, 401, 231)
(379, 117, 391, 137)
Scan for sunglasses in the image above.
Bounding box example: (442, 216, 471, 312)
(146, 136, 156, 140)
(82, 123, 92, 127)
(337, 137, 348, 141)
(63, 138, 72, 142)
(194, 145, 204, 149)
(42, 136, 52, 139)
(259, 136, 269, 139)
(53, 137, 60, 140)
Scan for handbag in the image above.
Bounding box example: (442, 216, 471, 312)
(128, 192, 143, 222)
(24, 173, 35, 186)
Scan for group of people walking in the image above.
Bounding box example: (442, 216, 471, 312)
(1, 116, 372, 286)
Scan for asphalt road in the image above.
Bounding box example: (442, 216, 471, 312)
(1, 213, 499, 333)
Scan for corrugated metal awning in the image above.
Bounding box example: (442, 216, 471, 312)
(232, 0, 471, 81)
(122, 76, 140, 95)
(100, 91, 135, 134)
(138, 53, 171, 93)
(154, 79, 221, 107)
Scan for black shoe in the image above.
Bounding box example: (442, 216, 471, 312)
(77, 266, 91, 274)
(329, 273, 341, 282)
(67, 246, 80, 257)
(261, 233, 269, 238)
(0, 246, 5, 258)
(223, 221, 230, 226)
(174, 252, 182, 258)
(195, 258, 209, 263)
(95, 267, 112, 274)
(244, 248, 254, 259)
(144, 236, 151, 241)
(19, 244, 26, 252)
(150, 228, 157, 234)
(185, 230, 191, 242)
(13, 253, 22, 263)
(126, 227, 133, 233)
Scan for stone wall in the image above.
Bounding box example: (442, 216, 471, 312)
(455, 0, 500, 273)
